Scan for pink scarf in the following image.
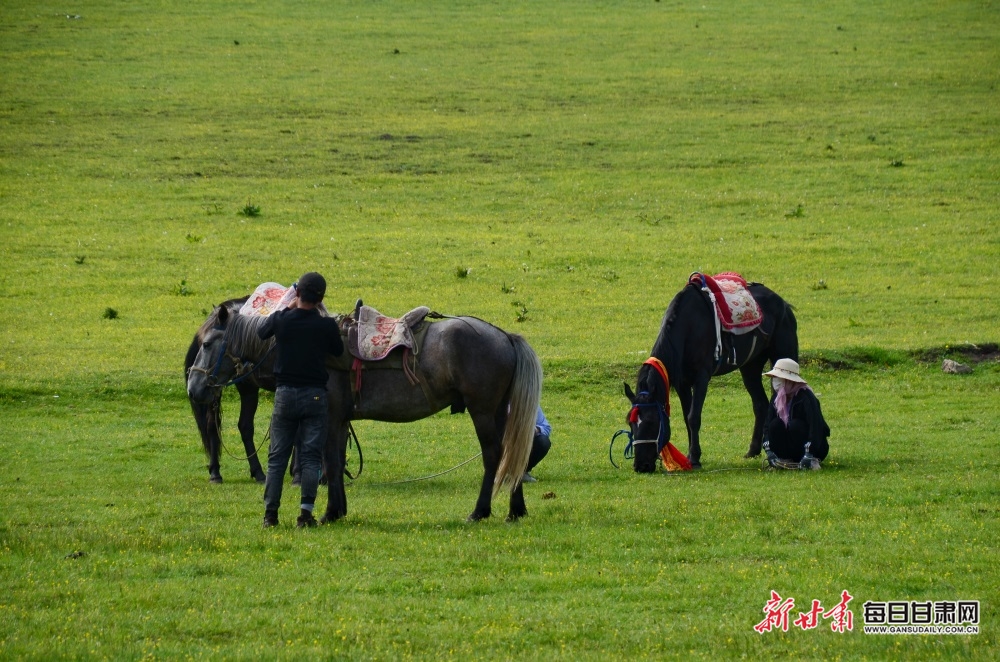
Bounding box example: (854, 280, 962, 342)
(775, 381, 811, 427)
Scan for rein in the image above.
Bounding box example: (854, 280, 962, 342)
(609, 397, 668, 467)
(219, 415, 269, 462)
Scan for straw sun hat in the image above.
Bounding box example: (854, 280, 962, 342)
(763, 358, 807, 383)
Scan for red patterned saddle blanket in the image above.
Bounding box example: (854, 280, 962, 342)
(689, 272, 763, 334)
(343, 302, 431, 361)
(238, 282, 329, 317)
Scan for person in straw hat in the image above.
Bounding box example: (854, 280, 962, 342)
(761, 358, 830, 469)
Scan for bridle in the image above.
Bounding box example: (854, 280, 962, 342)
(609, 357, 672, 467)
(609, 395, 669, 468)
(188, 328, 275, 390)
(630, 395, 670, 454)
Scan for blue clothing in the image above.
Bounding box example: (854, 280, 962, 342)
(527, 407, 551, 473)
(535, 408, 551, 438)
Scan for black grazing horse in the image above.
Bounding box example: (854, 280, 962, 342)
(624, 277, 798, 472)
(184, 297, 273, 484)
(187, 305, 543, 522)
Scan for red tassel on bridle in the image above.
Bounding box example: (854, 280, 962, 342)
(643, 357, 671, 416)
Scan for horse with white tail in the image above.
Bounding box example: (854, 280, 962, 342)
(187, 302, 542, 522)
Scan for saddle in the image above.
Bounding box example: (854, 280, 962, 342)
(690, 272, 766, 369)
(689, 272, 763, 334)
(342, 300, 431, 361)
(332, 301, 433, 398)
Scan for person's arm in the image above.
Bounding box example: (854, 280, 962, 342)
(327, 317, 344, 357)
(761, 395, 778, 464)
(535, 409, 551, 437)
(761, 395, 776, 441)
(802, 391, 830, 444)
(257, 311, 280, 340)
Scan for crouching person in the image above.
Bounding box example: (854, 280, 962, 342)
(762, 358, 830, 470)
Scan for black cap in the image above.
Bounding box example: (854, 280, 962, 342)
(296, 272, 326, 303)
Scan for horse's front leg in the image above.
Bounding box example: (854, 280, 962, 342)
(200, 399, 224, 483)
(321, 421, 349, 524)
(236, 382, 266, 483)
(740, 358, 770, 458)
(675, 386, 696, 467)
(686, 377, 710, 469)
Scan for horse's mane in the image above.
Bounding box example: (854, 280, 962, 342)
(196, 298, 248, 344)
(650, 283, 702, 375)
(660, 283, 696, 331)
(225, 313, 275, 360)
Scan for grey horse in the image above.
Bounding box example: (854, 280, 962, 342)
(187, 305, 542, 522)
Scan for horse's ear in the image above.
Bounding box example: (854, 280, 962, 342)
(217, 304, 229, 325)
(624, 383, 636, 403)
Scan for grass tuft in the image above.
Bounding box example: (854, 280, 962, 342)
(238, 201, 262, 217)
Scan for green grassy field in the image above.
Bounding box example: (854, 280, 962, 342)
(1, 1, 997, 658)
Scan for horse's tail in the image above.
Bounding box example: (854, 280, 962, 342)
(493, 333, 543, 497)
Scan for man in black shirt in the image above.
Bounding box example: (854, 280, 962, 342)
(257, 272, 344, 528)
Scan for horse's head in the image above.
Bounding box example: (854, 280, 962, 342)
(186, 304, 241, 404)
(623, 362, 671, 473)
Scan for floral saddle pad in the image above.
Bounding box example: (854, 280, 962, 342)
(343, 302, 431, 361)
(689, 272, 763, 334)
(238, 282, 329, 317)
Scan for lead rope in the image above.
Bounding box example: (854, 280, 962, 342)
(366, 452, 483, 486)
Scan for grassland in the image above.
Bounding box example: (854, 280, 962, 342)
(1, 1, 997, 659)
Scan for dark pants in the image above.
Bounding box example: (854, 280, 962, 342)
(526, 432, 551, 473)
(766, 417, 829, 462)
(263, 386, 327, 514)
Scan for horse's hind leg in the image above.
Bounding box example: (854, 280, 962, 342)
(506, 482, 527, 523)
(321, 421, 349, 523)
(236, 382, 266, 483)
(740, 356, 769, 458)
(468, 411, 503, 522)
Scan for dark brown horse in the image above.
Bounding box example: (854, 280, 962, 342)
(624, 277, 798, 471)
(184, 298, 272, 484)
(186, 306, 542, 522)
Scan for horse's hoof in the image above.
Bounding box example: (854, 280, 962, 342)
(690, 463, 702, 470)
(320, 511, 344, 525)
(744, 451, 761, 459)
(254, 475, 266, 484)
(209, 475, 223, 484)
(505, 511, 526, 523)
(466, 511, 490, 522)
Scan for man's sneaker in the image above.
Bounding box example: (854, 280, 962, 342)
(296, 510, 318, 528)
(262, 510, 279, 529)
(522, 473, 537, 483)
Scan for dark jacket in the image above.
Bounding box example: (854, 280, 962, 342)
(763, 388, 830, 447)
(257, 307, 343, 389)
